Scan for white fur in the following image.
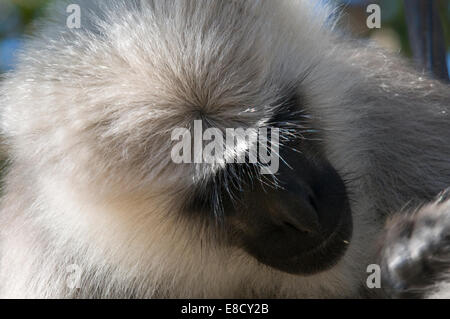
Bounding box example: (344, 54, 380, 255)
(0, 0, 448, 298)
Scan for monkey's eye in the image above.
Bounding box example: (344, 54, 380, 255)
(269, 94, 303, 126)
(267, 93, 317, 150)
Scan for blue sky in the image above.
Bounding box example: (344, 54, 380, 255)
(448, 53, 450, 76)
(0, 38, 22, 71)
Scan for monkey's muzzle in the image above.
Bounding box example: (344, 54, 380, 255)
(229, 155, 353, 275)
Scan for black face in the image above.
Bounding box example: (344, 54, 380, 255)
(225, 142, 353, 275)
(186, 94, 353, 275)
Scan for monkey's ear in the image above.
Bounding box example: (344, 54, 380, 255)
(379, 189, 450, 299)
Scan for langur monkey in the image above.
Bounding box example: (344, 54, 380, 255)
(0, 0, 449, 298)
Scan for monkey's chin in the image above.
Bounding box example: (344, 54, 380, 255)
(245, 207, 353, 276)
(269, 220, 352, 276)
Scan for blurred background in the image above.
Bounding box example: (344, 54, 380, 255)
(0, 0, 449, 77)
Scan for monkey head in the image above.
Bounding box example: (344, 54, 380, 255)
(1, 0, 353, 279)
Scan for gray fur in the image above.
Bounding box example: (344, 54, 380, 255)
(0, 0, 449, 298)
(381, 190, 450, 298)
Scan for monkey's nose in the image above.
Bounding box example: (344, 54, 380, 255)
(272, 189, 321, 234)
